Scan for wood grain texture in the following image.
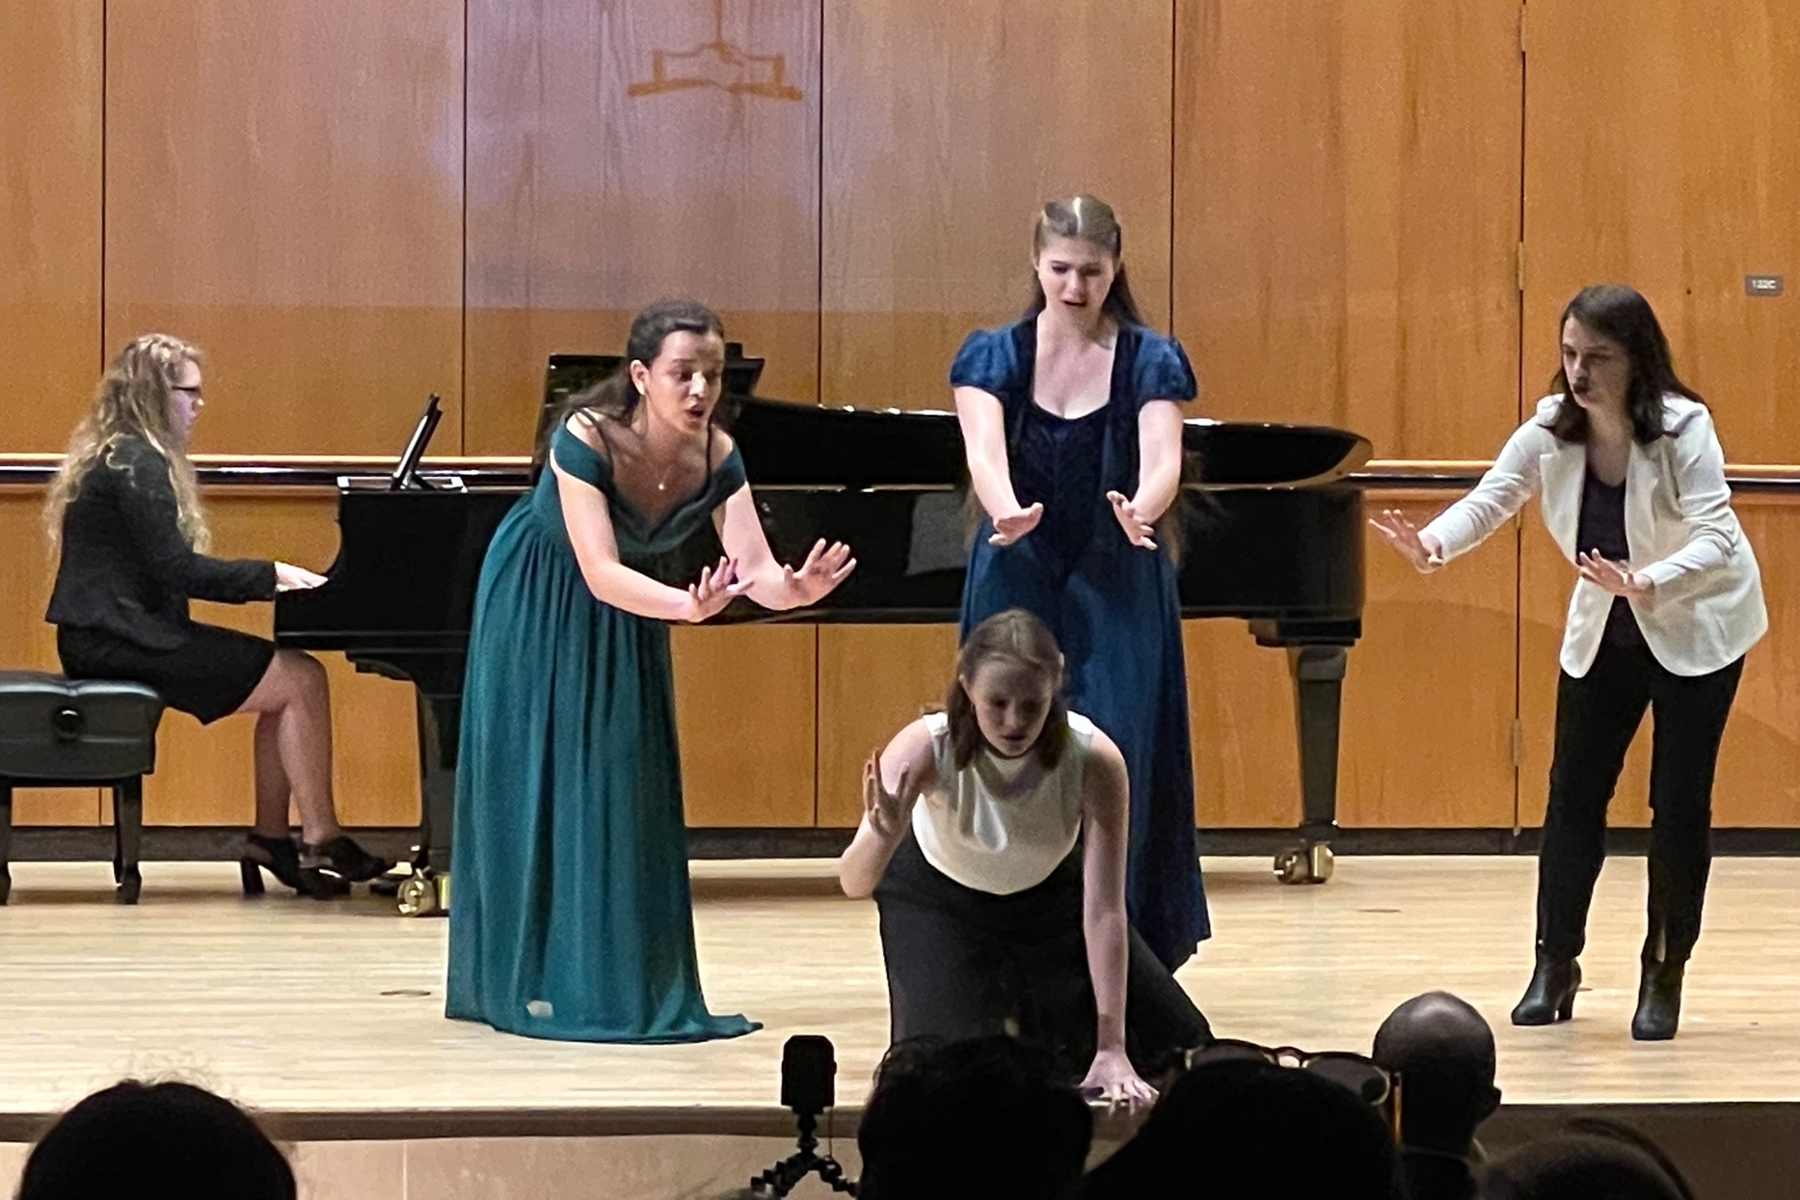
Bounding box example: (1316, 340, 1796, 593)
(1173, 0, 1522, 458)
(816, 626, 959, 827)
(671, 625, 817, 828)
(463, 0, 822, 454)
(821, 0, 1174, 411)
(1519, 495, 1800, 829)
(103, 0, 464, 454)
(1521, 0, 1800, 460)
(0, 0, 103, 453)
(0, 490, 100, 825)
(3, 855, 1800, 1120)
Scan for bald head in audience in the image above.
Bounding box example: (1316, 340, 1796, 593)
(1374, 991, 1502, 1156)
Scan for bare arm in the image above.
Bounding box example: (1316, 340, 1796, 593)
(837, 719, 936, 899)
(714, 481, 856, 611)
(955, 387, 1042, 544)
(1080, 732, 1133, 1056)
(1129, 400, 1186, 524)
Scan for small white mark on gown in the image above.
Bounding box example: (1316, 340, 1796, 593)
(526, 999, 554, 1019)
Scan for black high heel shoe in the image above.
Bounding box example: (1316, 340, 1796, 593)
(240, 833, 349, 899)
(1511, 953, 1582, 1025)
(1631, 959, 1685, 1041)
(304, 834, 394, 884)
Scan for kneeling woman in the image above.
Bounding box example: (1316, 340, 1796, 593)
(840, 609, 1211, 1107)
(43, 334, 391, 895)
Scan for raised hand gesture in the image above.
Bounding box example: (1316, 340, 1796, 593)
(784, 539, 857, 606)
(862, 751, 917, 841)
(1079, 1048, 1158, 1114)
(683, 556, 750, 623)
(1105, 491, 1157, 550)
(1577, 550, 1652, 599)
(1369, 509, 1444, 574)
(989, 502, 1044, 546)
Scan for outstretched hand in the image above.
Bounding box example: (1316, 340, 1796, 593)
(1106, 491, 1157, 550)
(1577, 551, 1652, 599)
(862, 752, 917, 841)
(1079, 1048, 1158, 1114)
(684, 556, 751, 623)
(989, 502, 1044, 546)
(784, 539, 857, 606)
(1369, 509, 1444, 574)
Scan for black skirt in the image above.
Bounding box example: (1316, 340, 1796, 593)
(873, 836, 1211, 1078)
(58, 623, 275, 725)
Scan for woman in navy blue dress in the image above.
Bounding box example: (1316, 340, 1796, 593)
(952, 195, 1207, 968)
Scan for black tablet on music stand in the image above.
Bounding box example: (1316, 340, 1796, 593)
(390, 394, 442, 490)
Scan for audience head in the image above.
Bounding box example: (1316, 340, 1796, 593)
(1478, 1120, 1695, 1200)
(1077, 1057, 1395, 1200)
(1373, 990, 1502, 1154)
(947, 608, 1071, 770)
(17, 1079, 295, 1200)
(1026, 194, 1142, 326)
(857, 1035, 1093, 1200)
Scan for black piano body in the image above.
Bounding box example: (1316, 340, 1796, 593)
(274, 354, 1369, 907)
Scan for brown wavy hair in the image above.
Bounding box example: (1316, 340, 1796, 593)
(44, 334, 209, 551)
(945, 608, 1070, 770)
(1023, 194, 1145, 327)
(1542, 284, 1703, 445)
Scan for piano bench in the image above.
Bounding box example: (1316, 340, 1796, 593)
(0, 672, 165, 906)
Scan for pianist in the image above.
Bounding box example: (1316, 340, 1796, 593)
(952, 194, 1208, 970)
(42, 334, 392, 897)
(839, 608, 1212, 1109)
(447, 300, 854, 1043)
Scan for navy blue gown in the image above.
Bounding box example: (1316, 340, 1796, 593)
(952, 317, 1209, 967)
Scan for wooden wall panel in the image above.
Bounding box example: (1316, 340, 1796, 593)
(1173, 0, 1522, 459)
(103, 0, 464, 456)
(672, 625, 817, 828)
(1521, 0, 1800, 460)
(821, 0, 1174, 412)
(1190, 491, 1519, 829)
(464, 0, 822, 452)
(0, 489, 100, 825)
(143, 492, 421, 828)
(817, 626, 958, 827)
(0, 1, 102, 452)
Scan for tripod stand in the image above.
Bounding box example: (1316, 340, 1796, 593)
(750, 1034, 858, 1196)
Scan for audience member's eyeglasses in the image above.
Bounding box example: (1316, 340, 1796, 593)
(1183, 1039, 1396, 1106)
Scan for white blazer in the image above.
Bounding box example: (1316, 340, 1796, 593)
(1421, 394, 1766, 678)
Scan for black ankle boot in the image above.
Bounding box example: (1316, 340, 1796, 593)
(240, 833, 349, 899)
(304, 834, 393, 884)
(1511, 953, 1581, 1025)
(1631, 958, 1685, 1041)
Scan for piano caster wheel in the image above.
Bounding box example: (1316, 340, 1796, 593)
(1274, 843, 1334, 885)
(397, 874, 440, 917)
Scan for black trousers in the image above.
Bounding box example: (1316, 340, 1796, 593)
(1536, 640, 1744, 965)
(873, 837, 1212, 1079)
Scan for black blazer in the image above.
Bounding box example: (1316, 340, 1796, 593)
(46, 436, 277, 650)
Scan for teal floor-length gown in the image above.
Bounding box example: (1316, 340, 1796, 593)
(446, 422, 758, 1042)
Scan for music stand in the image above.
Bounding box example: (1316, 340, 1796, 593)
(389, 394, 443, 491)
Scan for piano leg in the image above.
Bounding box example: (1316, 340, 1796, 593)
(394, 689, 460, 917)
(1276, 645, 1347, 885)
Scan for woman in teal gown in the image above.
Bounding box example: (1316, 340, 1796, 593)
(953, 196, 1208, 970)
(447, 300, 855, 1042)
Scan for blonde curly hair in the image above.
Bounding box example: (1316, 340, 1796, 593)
(44, 334, 210, 551)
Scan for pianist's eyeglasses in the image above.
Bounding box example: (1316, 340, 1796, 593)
(1183, 1039, 1399, 1135)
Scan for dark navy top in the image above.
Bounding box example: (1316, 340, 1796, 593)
(1576, 467, 1646, 650)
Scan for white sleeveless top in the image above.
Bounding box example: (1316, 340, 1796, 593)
(911, 710, 1096, 895)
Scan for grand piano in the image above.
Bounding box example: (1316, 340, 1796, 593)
(275, 347, 1368, 913)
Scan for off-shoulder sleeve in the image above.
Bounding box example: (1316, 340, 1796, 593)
(948, 326, 1020, 394)
(549, 423, 612, 489)
(711, 445, 747, 498)
(1131, 331, 1199, 406)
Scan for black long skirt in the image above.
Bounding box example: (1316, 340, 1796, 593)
(873, 836, 1211, 1078)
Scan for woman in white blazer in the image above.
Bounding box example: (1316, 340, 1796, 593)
(1373, 284, 1765, 1041)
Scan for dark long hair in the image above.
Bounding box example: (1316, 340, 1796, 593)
(945, 609, 1070, 770)
(1023, 195, 1144, 327)
(1543, 284, 1703, 445)
(546, 298, 726, 437)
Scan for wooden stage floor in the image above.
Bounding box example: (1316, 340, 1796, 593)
(2, 854, 1799, 1138)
